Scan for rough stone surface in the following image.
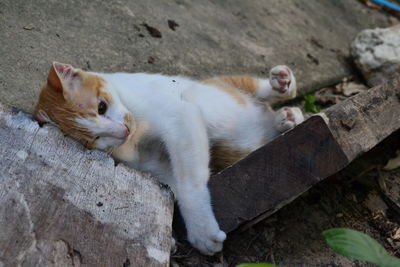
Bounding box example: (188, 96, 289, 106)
(352, 25, 400, 86)
(0, 0, 389, 113)
(0, 104, 174, 267)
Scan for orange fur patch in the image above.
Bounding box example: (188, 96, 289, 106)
(207, 76, 259, 96)
(210, 142, 251, 173)
(202, 78, 246, 106)
(203, 76, 261, 106)
(35, 69, 108, 148)
(75, 70, 108, 112)
(112, 121, 148, 163)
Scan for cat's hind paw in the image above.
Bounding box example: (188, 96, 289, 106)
(269, 65, 297, 99)
(188, 227, 226, 256)
(275, 107, 304, 133)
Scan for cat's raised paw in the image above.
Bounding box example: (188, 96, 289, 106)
(269, 65, 297, 99)
(275, 107, 304, 133)
(188, 228, 226, 255)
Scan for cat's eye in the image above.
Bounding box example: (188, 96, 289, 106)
(98, 101, 107, 115)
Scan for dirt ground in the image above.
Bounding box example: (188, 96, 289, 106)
(171, 72, 400, 266)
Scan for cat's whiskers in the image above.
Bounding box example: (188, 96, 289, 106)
(107, 146, 116, 157)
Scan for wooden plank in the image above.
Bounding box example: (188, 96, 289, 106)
(324, 77, 400, 161)
(0, 105, 174, 267)
(210, 76, 400, 233)
(210, 116, 349, 232)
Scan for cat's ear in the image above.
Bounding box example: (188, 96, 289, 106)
(47, 62, 81, 101)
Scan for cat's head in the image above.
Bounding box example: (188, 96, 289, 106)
(35, 62, 134, 150)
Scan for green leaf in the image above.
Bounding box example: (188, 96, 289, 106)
(236, 264, 280, 267)
(304, 94, 321, 113)
(323, 228, 400, 267)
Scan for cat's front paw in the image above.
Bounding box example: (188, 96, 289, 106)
(269, 65, 297, 99)
(188, 225, 226, 255)
(275, 107, 304, 133)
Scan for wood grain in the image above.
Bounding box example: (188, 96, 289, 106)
(210, 116, 348, 232)
(0, 105, 174, 267)
(324, 77, 400, 161)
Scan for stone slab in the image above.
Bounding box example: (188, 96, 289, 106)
(0, 104, 174, 266)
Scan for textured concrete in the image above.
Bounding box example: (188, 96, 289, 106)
(0, 0, 389, 113)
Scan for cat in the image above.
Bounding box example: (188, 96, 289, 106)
(34, 62, 304, 255)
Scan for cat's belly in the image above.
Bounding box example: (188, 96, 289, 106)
(183, 84, 277, 151)
(207, 106, 275, 151)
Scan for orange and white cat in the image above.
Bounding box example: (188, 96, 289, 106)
(35, 62, 304, 255)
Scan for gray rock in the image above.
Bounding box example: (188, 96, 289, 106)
(352, 25, 400, 86)
(0, 104, 174, 267)
(0, 0, 389, 113)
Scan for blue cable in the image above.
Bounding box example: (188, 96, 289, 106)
(370, 0, 400, 11)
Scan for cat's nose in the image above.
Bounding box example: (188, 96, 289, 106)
(124, 125, 130, 137)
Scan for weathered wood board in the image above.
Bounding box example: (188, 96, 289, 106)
(210, 77, 400, 233)
(324, 77, 400, 161)
(0, 105, 174, 267)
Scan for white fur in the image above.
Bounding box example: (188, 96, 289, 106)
(83, 67, 303, 255)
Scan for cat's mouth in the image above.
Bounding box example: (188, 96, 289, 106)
(95, 124, 130, 140)
(121, 124, 131, 138)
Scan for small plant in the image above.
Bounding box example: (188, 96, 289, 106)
(237, 228, 400, 267)
(304, 94, 321, 113)
(323, 228, 400, 267)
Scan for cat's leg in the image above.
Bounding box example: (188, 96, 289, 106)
(274, 107, 304, 133)
(202, 65, 296, 102)
(162, 102, 226, 255)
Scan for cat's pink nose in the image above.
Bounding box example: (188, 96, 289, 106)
(124, 125, 130, 137)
